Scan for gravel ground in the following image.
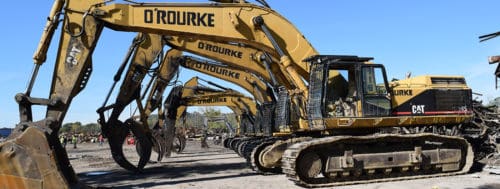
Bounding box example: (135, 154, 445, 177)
(66, 140, 500, 189)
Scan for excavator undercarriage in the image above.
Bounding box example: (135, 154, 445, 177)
(283, 134, 473, 187)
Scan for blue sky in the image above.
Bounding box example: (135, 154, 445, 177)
(1, 0, 500, 127)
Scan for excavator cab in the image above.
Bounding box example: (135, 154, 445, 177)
(307, 55, 391, 119)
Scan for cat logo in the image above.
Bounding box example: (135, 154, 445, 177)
(411, 105, 425, 114)
(65, 39, 83, 66)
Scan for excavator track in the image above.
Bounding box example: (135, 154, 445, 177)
(282, 134, 474, 188)
(250, 140, 282, 173)
(223, 138, 234, 149)
(242, 138, 274, 162)
(236, 139, 254, 157)
(229, 138, 243, 152)
(249, 137, 313, 174)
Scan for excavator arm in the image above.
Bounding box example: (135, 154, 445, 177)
(143, 32, 303, 110)
(159, 77, 255, 155)
(95, 33, 162, 172)
(142, 38, 296, 142)
(166, 36, 292, 90)
(90, 1, 321, 98)
(173, 77, 258, 133)
(142, 31, 309, 122)
(177, 95, 251, 137)
(184, 94, 256, 116)
(94, 2, 317, 75)
(34, 0, 317, 135)
(168, 77, 252, 120)
(136, 45, 275, 155)
(142, 49, 182, 121)
(177, 55, 272, 103)
(122, 44, 277, 165)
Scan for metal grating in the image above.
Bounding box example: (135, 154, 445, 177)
(274, 86, 290, 132)
(242, 116, 254, 135)
(261, 102, 275, 136)
(307, 62, 326, 130)
(435, 90, 472, 111)
(431, 77, 466, 85)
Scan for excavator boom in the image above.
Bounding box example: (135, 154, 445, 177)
(177, 55, 272, 103)
(166, 36, 292, 90)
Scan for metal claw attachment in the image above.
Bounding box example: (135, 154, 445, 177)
(125, 119, 152, 170)
(150, 124, 167, 162)
(102, 120, 139, 172)
(101, 119, 152, 172)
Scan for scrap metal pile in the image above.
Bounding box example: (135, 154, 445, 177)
(471, 100, 500, 167)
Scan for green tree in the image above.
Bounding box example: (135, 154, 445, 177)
(201, 107, 225, 134)
(175, 109, 240, 136)
(147, 114, 159, 128)
(82, 123, 100, 135)
(224, 113, 237, 133)
(184, 111, 204, 129)
(71, 122, 82, 134)
(60, 123, 73, 133)
(60, 122, 102, 135)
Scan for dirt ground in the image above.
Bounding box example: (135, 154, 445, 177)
(66, 140, 500, 189)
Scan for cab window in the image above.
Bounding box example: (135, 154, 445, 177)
(361, 67, 390, 116)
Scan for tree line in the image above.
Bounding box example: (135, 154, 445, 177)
(59, 107, 237, 135)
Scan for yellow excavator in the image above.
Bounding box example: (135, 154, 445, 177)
(157, 76, 258, 155)
(142, 50, 282, 164)
(175, 55, 272, 105)
(152, 76, 259, 157)
(85, 31, 284, 171)
(93, 33, 163, 172)
(89, 31, 280, 170)
(166, 49, 278, 136)
(161, 42, 278, 139)
(179, 89, 256, 136)
(146, 47, 287, 168)
(179, 95, 252, 138)
(163, 76, 268, 156)
(134, 46, 279, 160)
(0, 0, 493, 188)
(159, 36, 290, 138)
(126, 35, 291, 160)
(141, 37, 297, 171)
